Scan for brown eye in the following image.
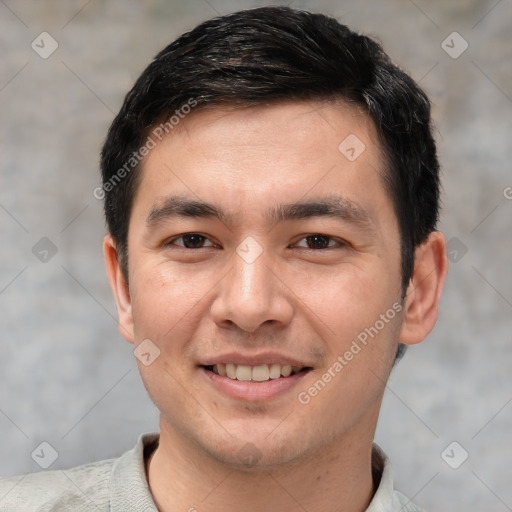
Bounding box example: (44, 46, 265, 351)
(294, 235, 341, 249)
(167, 234, 214, 248)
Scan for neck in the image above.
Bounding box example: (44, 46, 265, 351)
(147, 417, 377, 512)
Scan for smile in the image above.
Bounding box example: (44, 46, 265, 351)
(201, 363, 312, 401)
(205, 363, 306, 382)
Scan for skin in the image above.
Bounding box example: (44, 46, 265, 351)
(104, 100, 448, 512)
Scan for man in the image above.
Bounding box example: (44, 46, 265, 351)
(0, 6, 448, 511)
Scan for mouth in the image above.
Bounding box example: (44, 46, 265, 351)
(200, 363, 313, 401)
(202, 363, 311, 382)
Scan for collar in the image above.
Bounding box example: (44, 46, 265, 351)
(109, 432, 160, 511)
(109, 433, 411, 512)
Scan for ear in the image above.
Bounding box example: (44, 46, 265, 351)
(400, 231, 449, 345)
(103, 234, 135, 344)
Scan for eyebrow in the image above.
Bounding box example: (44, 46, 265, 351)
(146, 194, 374, 230)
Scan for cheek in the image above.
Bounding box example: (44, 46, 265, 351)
(128, 265, 207, 402)
(309, 261, 403, 389)
(128, 262, 211, 343)
(307, 260, 400, 332)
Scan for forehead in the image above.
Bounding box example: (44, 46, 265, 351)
(131, 100, 394, 232)
(170, 100, 380, 164)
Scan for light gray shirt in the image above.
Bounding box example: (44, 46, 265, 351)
(0, 433, 423, 511)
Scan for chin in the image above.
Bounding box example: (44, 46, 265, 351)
(197, 421, 318, 471)
(211, 441, 304, 471)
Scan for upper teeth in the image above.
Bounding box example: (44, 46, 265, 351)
(212, 363, 302, 381)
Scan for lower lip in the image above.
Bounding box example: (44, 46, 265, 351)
(200, 367, 311, 401)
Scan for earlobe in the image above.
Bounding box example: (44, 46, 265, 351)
(103, 235, 135, 344)
(399, 231, 449, 345)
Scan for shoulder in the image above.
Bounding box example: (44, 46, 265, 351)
(0, 457, 115, 512)
(0, 433, 159, 512)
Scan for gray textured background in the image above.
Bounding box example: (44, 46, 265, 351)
(1, 1, 511, 510)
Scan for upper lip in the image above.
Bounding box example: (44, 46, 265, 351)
(200, 352, 312, 368)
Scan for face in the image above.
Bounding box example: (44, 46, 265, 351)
(111, 101, 407, 467)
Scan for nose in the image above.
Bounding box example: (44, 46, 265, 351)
(209, 241, 294, 333)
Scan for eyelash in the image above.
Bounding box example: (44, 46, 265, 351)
(164, 233, 346, 250)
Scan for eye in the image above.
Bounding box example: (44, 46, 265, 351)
(164, 233, 345, 250)
(165, 233, 215, 249)
(292, 234, 344, 250)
